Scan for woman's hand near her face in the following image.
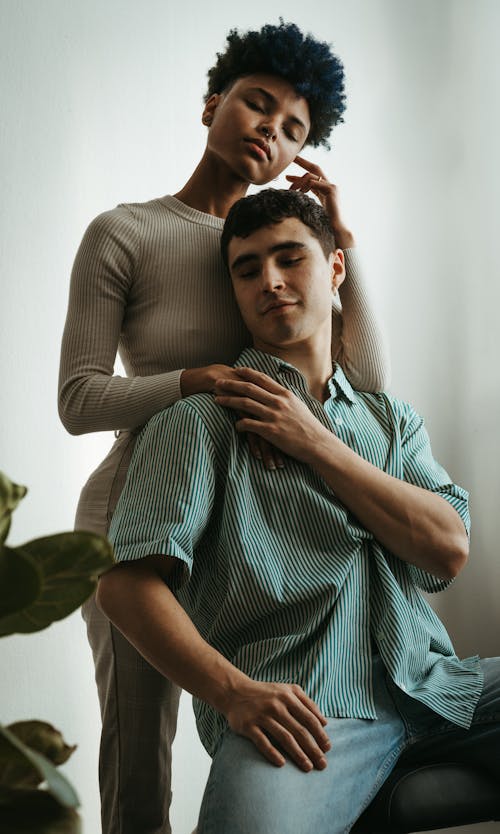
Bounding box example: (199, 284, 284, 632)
(286, 155, 355, 250)
(180, 365, 284, 470)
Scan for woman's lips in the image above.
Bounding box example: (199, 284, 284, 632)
(244, 140, 270, 161)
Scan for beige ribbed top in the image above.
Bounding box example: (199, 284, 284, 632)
(58, 195, 390, 534)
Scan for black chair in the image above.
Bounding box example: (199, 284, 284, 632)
(352, 763, 500, 833)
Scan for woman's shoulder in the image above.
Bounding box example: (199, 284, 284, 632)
(85, 194, 166, 230)
(79, 196, 170, 258)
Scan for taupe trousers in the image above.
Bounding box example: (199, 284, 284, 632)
(78, 431, 181, 834)
(82, 594, 181, 834)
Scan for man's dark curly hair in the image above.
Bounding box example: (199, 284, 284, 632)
(205, 21, 346, 148)
(221, 189, 336, 269)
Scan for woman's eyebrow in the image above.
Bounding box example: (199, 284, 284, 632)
(245, 87, 308, 134)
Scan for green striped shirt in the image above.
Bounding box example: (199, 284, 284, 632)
(109, 347, 482, 756)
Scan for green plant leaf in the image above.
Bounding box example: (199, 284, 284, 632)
(0, 473, 27, 545)
(0, 722, 76, 790)
(0, 730, 41, 790)
(0, 546, 42, 619)
(0, 788, 81, 833)
(0, 726, 79, 809)
(0, 532, 115, 636)
(7, 722, 76, 768)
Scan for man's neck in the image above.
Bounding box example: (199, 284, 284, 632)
(174, 151, 249, 219)
(254, 336, 334, 404)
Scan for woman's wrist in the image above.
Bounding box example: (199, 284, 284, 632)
(180, 364, 233, 398)
(180, 368, 202, 398)
(333, 227, 355, 249)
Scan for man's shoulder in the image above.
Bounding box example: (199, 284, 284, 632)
(174, 392, 233, 423)
(145, 394, 235, 449)
(352, 388, 423, 434)
(379, 392, 421, 424)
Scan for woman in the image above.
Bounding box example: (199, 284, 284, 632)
(58, 21, 390, 834)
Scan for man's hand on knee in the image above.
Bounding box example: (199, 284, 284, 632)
(221, 678, 331, 772)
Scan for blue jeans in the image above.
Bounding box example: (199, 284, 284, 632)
(197, 656, 500, 834)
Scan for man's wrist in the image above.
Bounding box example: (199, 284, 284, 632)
(208, 663, 253, 716)
(301, 424, 339, 469)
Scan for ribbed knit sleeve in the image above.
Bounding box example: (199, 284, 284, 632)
(332, 248, 391, 392)
(58, 208, 183, 435)
(58, 199, 390, 440)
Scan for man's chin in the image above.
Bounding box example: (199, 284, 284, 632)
(253, 328, 301, 352)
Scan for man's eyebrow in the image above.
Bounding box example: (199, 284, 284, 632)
(230, 241, 306, 272)
(246, 87, 308, 134)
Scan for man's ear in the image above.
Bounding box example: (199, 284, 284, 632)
(330, 249, 346, 294)
(202, 94, 221, 127)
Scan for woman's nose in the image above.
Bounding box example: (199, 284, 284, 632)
(260, 123, 277, 141)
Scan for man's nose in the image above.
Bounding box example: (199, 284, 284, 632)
(261, 264, 284, 291)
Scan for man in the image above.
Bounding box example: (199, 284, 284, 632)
(98, 189, 499, 833)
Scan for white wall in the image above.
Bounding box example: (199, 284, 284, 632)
(1, 2, 498, 833)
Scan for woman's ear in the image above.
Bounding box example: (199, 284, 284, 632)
(330, 249, 346, 294)
(201, 94, 221, 127)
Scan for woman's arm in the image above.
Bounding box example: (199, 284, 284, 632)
(287, 157, 391, 392)
(58, 208, 242, 435)
(333, 247, 391, 392)
(58, 208, 182, 435)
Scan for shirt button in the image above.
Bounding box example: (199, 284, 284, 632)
(335, 417, 343, 425)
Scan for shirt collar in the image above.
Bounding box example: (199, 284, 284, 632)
(327, 364, 357, 405)
(235, 347, 357, 405)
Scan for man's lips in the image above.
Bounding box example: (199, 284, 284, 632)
(244, 137, 271, 160)
(262, 301, 297, 314)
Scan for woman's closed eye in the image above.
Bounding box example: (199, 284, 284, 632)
(244, 99, 299, 142)
(245, 99, 265, 113)
(283, 126, 299, 143)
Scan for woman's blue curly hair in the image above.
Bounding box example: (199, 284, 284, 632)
(205, 21, 346, 148)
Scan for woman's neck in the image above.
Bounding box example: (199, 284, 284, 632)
(174, 151, 249, 219)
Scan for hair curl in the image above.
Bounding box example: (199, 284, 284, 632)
(221, 189, 336, 268)
(205, 21, 346, 148)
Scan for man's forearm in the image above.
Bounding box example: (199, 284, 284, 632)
(96, 558, 247, 713)
(96, 557, 331, 771)
(215, 368, 469, 580)
(306, 429, 468, 579)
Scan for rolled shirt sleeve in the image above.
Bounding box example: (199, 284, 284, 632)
(396, 400, 470, 593)
(108, 399, 216, 587)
